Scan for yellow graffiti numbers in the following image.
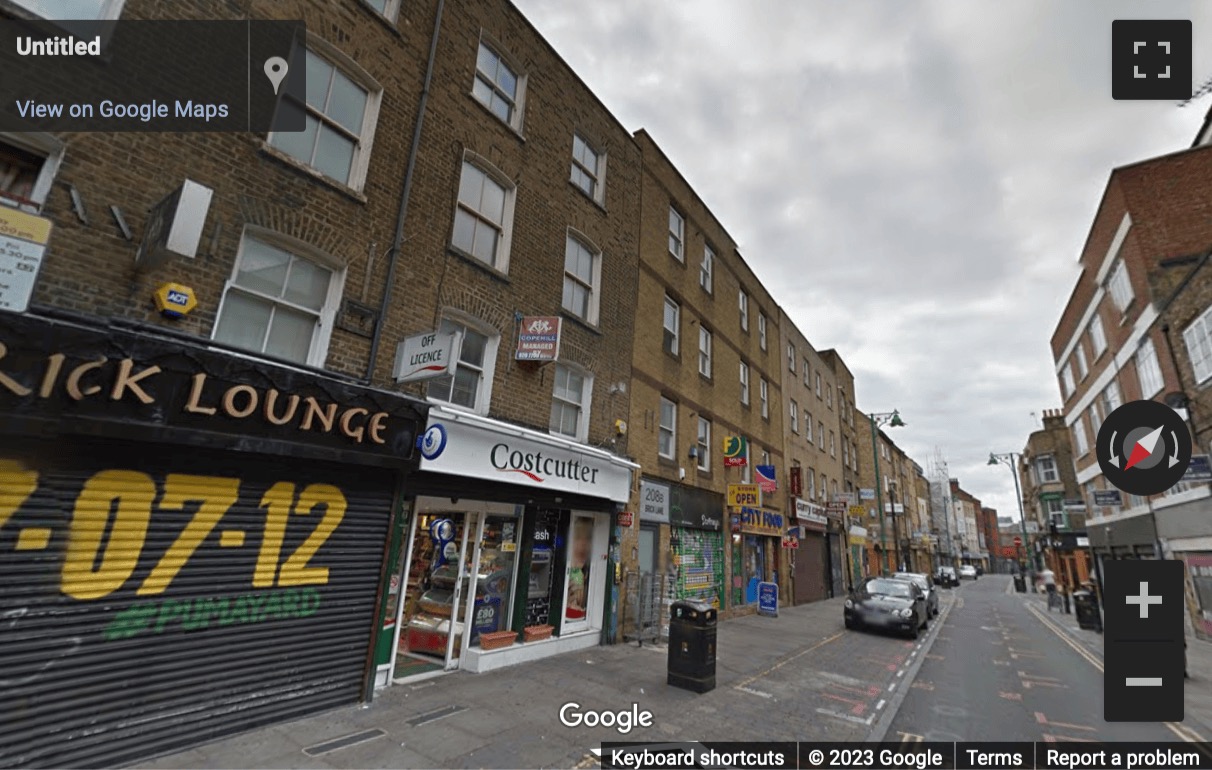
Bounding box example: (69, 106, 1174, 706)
(252, 481, 293, 588)
(62, 470, 155, 600)
(137, 474, 239, 596)
(277, 484, 346, 587)
(0, 459, 38, 531)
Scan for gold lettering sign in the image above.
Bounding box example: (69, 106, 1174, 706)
(0, 347, 392, 446)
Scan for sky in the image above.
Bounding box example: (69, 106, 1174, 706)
(513, 0, 1212, 523)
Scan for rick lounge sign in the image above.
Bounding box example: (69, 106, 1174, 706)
(417, 405, 636, 503)
(0, 312, 423, 465)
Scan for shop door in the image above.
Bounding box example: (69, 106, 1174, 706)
(561, 512, 606, 634)
(394, 508, 480, 675)
(0, 439, 393, 769)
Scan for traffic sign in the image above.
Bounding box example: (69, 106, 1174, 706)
(1013, 536, 1022, 546)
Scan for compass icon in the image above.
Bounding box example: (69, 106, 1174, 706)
(1096, 399, 1193, 496)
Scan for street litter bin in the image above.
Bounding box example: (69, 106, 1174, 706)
(1073, 590, 1102, 632)
(667, 600, 716, 693)
(1013, 574, 1026, 593)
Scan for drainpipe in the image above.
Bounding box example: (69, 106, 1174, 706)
(365, 0, 445, 384)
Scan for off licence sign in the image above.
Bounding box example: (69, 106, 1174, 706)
(727, 483, 761, 507)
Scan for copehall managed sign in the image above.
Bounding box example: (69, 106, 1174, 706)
(0, 313, 424, 465)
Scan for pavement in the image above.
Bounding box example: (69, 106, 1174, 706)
(131, 575, 1212, 768)
(133, 592, 950, 769)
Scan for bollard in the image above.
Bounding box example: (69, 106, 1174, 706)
(1063, 590, 1071, 615)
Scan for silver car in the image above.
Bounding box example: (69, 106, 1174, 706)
(892, 572, 939, 618)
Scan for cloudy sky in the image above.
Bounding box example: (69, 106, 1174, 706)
(514, 0, 1212, 521)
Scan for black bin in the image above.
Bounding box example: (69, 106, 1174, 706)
(667, 600, 717, 693)
(1073, 590, 1102, 632)
(1013, 574, 1027, 593)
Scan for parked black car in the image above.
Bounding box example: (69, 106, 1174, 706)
(934, 566, 959, 587)
(844, 577, 929, 639)
(893, 572, 939, 618)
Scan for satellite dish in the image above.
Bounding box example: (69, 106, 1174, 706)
(1164, 391, 1190, 410)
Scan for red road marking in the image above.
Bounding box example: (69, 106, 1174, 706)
(821, 692, 868, 715)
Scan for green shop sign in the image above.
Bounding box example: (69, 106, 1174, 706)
(1038, 492, 1064, 502)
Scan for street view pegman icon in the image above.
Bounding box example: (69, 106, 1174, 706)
(1096, 399, 1193, 497)
(1111, 20, 1192, 100)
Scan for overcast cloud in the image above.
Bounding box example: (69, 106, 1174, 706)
(513, 0, 1212, 521)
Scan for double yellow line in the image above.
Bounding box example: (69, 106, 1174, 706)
(1026, 602, 1207, 745)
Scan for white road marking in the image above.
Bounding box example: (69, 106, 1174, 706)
(736, 686, 772, 699)
(815, 708, 871, 725)
(888, 682, 896, 691)
(876, 699, 887, 710)
(896, 669, 905, 678)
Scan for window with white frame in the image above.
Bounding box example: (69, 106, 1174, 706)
(742, 440, 752, 483)
(698, 326, 712, 377)
(696, 417, 711, 471)
(805, 412, 813, 442)
(1045, 498, 1064, 522)
(268, 46, 379, 189)
(1136, 337, 1165, 397)
(803, 359, 810, 386)
(1099, 380, 1122, 423)
(1072, 417, 1090, 457)
(663, 296, 680, 355)
(1107, 260, 1134, 312)
(787, 343, 795, 372)
(829, 431, 836, 457)
(739, 290, 749, 331)
(789, 399, 799, 433)
(739, 362, 750, 405)
(842, 438, 849, 466)
(827, 385, 833, 409)
(0, 133, 63, 213)
(819, 421, 825, 447)
(213, 233, 342, 367)
(360, 0, 400, 20)
(760, 378, 769, 419)
(549, 364, 591, 441)
(1089, 314, 1107, 357)
(700, 244, 714, 293)
(452, 158, 515, 270)
(1036, 455, 1059, 484)
(473, 41, 525, 129)
(1184, 304, 1212, 385)
(570, 133, 604, 202)
(758, 313, 767, 350)
(426, 316, 498, 413)
(562, 233, 600, 324)
(1060, 364, 1075, 400)
(10, 0, 124, 20)
(668, 206, 684, 261)
(1074, 345, 1088, 380)
(815, 372, 822, 398)
(819, 474, 827, 501)
(658, 396, 677, 459)
(808, 468, 816, 499)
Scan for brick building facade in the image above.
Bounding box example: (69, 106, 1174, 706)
(622, 129, 789, 628)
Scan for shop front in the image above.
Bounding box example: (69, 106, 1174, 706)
(669, 484, 725, 608)
(1039, 532, 1092, 590)
(0, 311, 427, 769)
(847, 524, 868, 584)
(731, 506, 787, 607)
(1154, 489, 1212, 640)
(792, 498, 828, 605)
(378, 405, 637, 681)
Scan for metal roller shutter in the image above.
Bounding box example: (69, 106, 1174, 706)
(0, 438, 394, 769)
(794, 532, 827, 604)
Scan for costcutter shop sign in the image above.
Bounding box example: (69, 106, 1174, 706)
(0, 313, 424, 465)
(417, 406, 635, 503)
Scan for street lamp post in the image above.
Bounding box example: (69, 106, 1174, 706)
(989, 451, 1032, 573)
(869, 410, 905, 574)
